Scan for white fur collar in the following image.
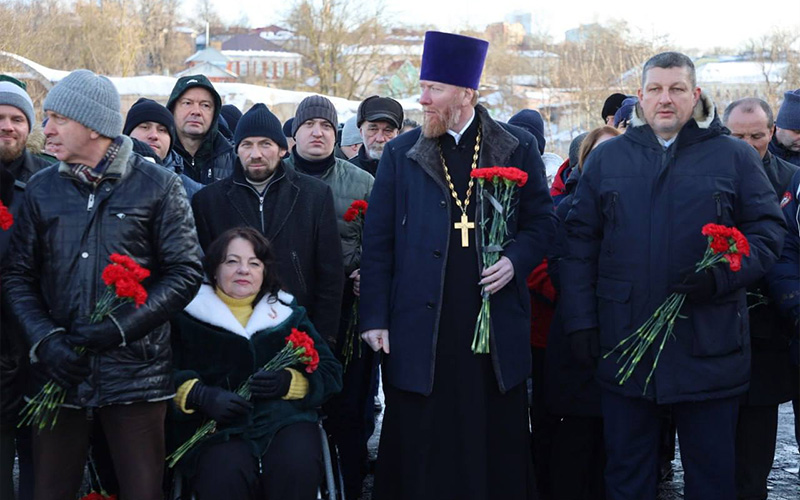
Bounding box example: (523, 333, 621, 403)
(630, 92, 716, 130)
(184, 285, 295, 339)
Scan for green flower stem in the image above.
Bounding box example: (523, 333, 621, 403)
(167, 345, 311, 468)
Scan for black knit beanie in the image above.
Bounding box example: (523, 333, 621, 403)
(234, 103, 288, 150)
(292, 95, 338, 136)
(601, 93, 628, 121)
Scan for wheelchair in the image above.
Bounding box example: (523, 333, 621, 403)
(169, 418, 346, 500)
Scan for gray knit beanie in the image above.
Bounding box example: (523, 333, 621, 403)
(776, 89, 800, 130)
(292, 95, 338, 136)
(43, 69, 123, 138)
(340, 116, 362, 146)
(0, 81, 35, 131)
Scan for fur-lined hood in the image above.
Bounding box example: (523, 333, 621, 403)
(184, 284, 296, 339)
(630, 92, 717, 130)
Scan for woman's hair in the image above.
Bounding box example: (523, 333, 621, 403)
(578, 126, 621, 171)
(202, 227, 282, 304)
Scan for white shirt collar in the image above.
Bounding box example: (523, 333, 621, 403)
(446, 108, 476, 145)
(657, 135, 676, 149)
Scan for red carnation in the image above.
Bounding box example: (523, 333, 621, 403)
(285, 328, 319, 373)
(724, 252, 743, 272)
(0, 200, 13, 230)
(343, 208, 358, 222)
(351, 200, 368, 212)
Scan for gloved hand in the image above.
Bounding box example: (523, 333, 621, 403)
(671, 268, 716, 303)
(187, 383, 252, 424)
(37, 334, 91, 389)
(70, 315, 124, 352)
(569, 328, 600, 366)
(249, 369, 292, 400)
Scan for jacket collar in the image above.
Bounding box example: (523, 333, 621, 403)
(57, 135, 133, 179)
(406, 104, 519, 187)
(184, 284, 296, 339)
(627, 92, 722, 149)
(228, 160, 299, 241)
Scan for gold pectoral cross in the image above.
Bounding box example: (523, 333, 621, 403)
(454, 212, 475, 247)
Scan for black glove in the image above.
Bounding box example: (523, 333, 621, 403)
(249, 370, 292, 400)
(569, 328, 600, 366)
(671, 268, 716, 303)
(36, 334, 91, 389)
(187, 383, 252, 424)
(70, 315, 123, 352)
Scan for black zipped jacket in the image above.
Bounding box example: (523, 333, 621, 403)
(2, 137, 203, 407)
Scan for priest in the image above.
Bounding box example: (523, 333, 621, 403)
(359, 31, 557, 500)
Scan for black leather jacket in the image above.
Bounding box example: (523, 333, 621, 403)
(2, 137, 203, 407)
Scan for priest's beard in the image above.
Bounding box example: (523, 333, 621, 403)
(422, 100, 463, 138)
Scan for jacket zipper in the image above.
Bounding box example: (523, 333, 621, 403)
(87, 192, 95, 211)
(608, 192, 619, 254)
(713, 192, 722, 222)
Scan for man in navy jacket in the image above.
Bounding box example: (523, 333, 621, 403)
(562, 52, 786, 500)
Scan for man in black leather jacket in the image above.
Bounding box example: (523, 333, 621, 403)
(1, 69, 203, 500)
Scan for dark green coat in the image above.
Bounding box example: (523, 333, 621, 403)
(167, 285, 343, 474)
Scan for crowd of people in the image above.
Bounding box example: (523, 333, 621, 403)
(0, 29, 798, 500)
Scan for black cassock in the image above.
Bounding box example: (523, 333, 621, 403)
(374, 118, 537, 500)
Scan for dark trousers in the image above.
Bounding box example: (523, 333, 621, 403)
(735, 404, 779, 500)
(324, 346, 377, 500)
(191, 422, 322, 500)
(602, 390, 738, 500)
(0, 425, 34, 500)
(549, 416, 606, 500)
(530, 347, 558, 500)
(32, 401, 167, 500)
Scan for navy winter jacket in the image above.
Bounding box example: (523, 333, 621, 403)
(561, 94, 786, 403)
(360, 105, 557, 395)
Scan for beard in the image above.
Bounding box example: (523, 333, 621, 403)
(365, 142, 384, 160)
(0, 134, 26, 163)
(422, 100, 463, 138)
(243, 158, 279, 183)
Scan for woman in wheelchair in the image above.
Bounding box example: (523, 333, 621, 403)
(168, 227, 343, 499)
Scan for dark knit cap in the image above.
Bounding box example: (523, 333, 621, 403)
(508, 109, 546, 155)
(569, 132, 589, 169)
(602, 93, 628, 121)
(614, 97, 638, 128)
(357, 95, 404, 129)
(221, 104, 243, 133)
(123, 98, 176, 145)
(234, 103, 288, 150)
(283, 118, 294, 138)
(166, 74, 221, 115)
(292, 95, 338, 136)
(776, 89, 800, 130)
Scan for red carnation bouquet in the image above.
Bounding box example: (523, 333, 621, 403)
(19, 254, 149, 431)
(167, 328, 320, 468)
(342, 199, 368, 369)
(470, 167, 528, 353)
(0, 200, 13, 230)
(605, 223, 750, 393)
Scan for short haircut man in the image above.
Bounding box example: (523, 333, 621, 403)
(2, 69, 203, 500)
(721, 94, 799, 500)
(562, 51, 786, 500)
(339, 116, 362, 160)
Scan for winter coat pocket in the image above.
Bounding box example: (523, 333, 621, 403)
(690, 297, 745, 357)
(596, 277, 632, 346)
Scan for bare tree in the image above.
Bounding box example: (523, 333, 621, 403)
(283, 0, 395, 99)
(746, 28, 800, 110)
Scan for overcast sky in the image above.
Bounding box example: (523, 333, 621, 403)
(195, 0, 800, 52)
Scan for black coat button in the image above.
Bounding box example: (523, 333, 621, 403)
(426, 302, 435, 309)
(439, 200, 446, 208)
(433, 250, 441, 258)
